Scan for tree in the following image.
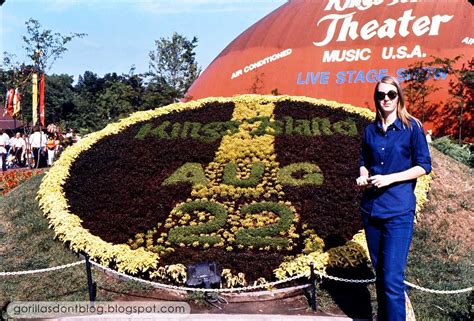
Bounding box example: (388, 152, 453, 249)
(400, 56, 464, 124)
(76, 71, 106, 96)
(122, 67, 145, 109)
(95, 81, 135, 127)
(401, 60, 440, 123)
(21, 18, 86, 73)
(1, 18, 86, 123)
(402, 55, 473, 142)
(141, 80, 176, 110)
(1, 54, 35, 102)
(44, 74, 76, 125)
(447, 58, 473, 143)
(71, 71, 151, 133)
(248, 72, 265, 94)
(72, 71, 107, 132)
(148, 32, 201, 99)
(425, 56, 472, 143)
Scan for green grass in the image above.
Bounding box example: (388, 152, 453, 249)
(1, 173, 472, 320)
(313, 218, 473, 320)
(406, 221, 473, 320)
(0, 173, 153, 320)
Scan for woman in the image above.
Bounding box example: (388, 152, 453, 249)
(356, 76, 431, 320)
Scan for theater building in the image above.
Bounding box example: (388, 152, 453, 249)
(187, 0, 473, 139)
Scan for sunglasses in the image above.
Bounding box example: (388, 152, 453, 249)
(376, 90, 398, 101)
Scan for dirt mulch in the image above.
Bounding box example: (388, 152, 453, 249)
(418, 147, 473, 254)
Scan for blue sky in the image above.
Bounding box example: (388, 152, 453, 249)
(1, 0, 286, 80)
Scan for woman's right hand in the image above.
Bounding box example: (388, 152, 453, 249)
(356, 175, 370, 187)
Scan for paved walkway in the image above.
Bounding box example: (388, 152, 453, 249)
(56, 314, 367, 321)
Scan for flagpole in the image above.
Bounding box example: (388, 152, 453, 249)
(33, 49, 44, 169)
(2, 91, 6, 117)
(38, 73, 45, 168)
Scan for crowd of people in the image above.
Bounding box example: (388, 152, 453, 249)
(0, 125, 81, 171)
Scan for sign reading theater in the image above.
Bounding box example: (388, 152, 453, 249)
(315, 8, 452, 46)
(315, 1, 453, 62)
(187, 0, 473, 137)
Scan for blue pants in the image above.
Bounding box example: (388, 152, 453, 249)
(362, 212, 414, 321)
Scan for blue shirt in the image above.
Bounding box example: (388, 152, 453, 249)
(359, 118, 431, 218)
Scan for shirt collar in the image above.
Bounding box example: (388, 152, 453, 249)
(376, 118, 402, 132)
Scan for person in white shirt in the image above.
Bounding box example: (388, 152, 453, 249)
(425, 129, 433, 144)
(65, 128, 74, 138)
(2, 130, 10, 152)
(11, 132, 27, 167)
(29, 126, 48, 168)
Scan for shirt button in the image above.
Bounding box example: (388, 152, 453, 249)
(381, 147, 385, 151)
(381, 162, 384, 165)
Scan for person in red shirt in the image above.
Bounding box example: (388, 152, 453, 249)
(47, 134, 57, 166)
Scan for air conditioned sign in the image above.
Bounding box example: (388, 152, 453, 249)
(187, 0, 473, 137)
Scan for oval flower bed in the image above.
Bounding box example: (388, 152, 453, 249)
(37, 95, 431, 287)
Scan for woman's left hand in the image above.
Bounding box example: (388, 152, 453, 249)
(368, 175, 393, 188)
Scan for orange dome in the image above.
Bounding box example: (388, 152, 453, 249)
(187, 0, 473, 138)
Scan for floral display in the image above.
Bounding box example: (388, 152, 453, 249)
(37, 95, 431, 286)
(1, 169, 44, 195)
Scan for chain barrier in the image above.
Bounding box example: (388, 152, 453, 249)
(313, 270, 473, 293)
(0, 261, 84, 276)
(313, 270, 376, 284)
(404, 281, 473, 294)
(89, 260, 307, 293)
(1, 259, 472, 294)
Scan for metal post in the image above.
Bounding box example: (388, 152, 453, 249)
(310, 262, 317, 311)
(85, 255, 97, 301)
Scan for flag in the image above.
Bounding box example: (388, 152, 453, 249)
(3, 90, 9, 116)
(39, 73, 45, 126)
(32, 73, 38, 126)
(6, 88, 14, 116)
(13, 88, 21, 116)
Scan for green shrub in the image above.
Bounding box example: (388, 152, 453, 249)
(162, 163, 208, 186)
(277, 162, 324, 186)
(235, 202, 295, 248)
(168, 200, 228, 245)
(431, 136, 473, 168)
